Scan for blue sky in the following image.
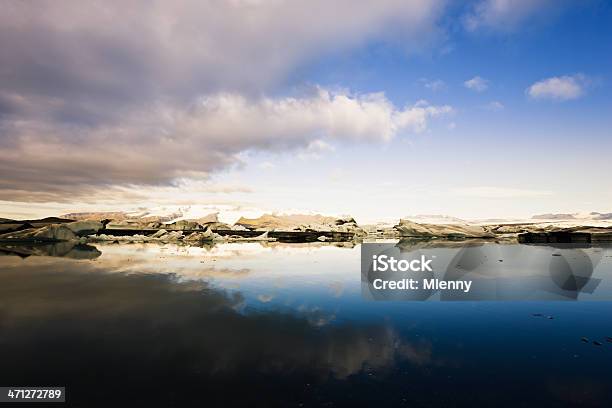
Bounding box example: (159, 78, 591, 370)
(225, 0, 612, 222)
(0, 0, 611, 222)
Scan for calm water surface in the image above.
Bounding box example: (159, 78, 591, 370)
(1, 242, 611, 407)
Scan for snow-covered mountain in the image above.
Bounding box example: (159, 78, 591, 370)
(532, 212, 612, 221)
(401, 214, 469, 224)
(63, 206, 219, 224)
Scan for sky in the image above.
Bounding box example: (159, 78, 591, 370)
(0, 0, 611, 223)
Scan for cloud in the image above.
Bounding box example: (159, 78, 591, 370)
(256, 294, 274, 303)
(298, 139, 336, 161)
(394, 99, 454, 132)
(421, 78, 446, 92)
(485, 101, 504, 111)
(0, 0, 449, 202)
(258, 161, 276, 170)
(464, 76, 489, 92)
(0, 259, 436, 383)
(0, 88, 452, 201)
(526, 74, 588, 101)
(452, 186, 553, 199)
(0, 179, 254, 205)
(0, 0, 445, 121)
(463, 0, 557, 32)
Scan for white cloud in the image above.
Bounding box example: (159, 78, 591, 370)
(486, 101, 504, 111)
(259, 161, 276, 170)
(394, 100, 454, 133)
(191, 89, 452, 145)
(526, 74, 588, 101)
(0, 1, 450, 201)
(298, 140, 336, 161)
(421, 79, 446, 91)
(0, 88, 453, 201)
(452, 186, 553, 199)
(464, 76, 489, 92)
(463, 0, 556, 32)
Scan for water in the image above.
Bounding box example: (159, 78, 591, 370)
(1, 241, 611, 407)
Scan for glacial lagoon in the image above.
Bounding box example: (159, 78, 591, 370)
(1, 241, 612, 406)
